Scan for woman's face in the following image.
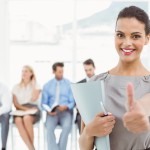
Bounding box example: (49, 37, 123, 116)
(22, 67, 33, 81)
(115, 17, 149, 63)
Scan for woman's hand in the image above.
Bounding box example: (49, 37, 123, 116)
(123, 83, 150, 133)
(79, 113, 115, 150)
(30, 107, 38, 111)
(85, 112, 115, 137)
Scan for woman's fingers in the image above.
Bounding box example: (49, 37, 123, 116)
(103, 119, 115, 128)
(100, 115, 115, 124)
(99, 124, 115, 137)
(86, 113, 115, 137)
(123, 109, 150, 133)
(124, 116, 150, 132)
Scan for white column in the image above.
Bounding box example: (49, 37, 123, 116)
(0, 0, 10, 86)
(72, 0, 77, 82)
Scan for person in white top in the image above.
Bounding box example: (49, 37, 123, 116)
(0, 83, 12, 150)
(12, 65, 41, 150)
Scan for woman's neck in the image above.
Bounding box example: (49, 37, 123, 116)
(22, 79, 31, 86)
(110, 59, 150, 76)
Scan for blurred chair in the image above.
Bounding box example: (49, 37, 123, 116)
(71, 108, 78, 150)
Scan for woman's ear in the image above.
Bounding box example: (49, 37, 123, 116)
(145, 35, 150, 45)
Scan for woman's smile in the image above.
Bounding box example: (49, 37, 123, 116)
(121, 48, 136, 56)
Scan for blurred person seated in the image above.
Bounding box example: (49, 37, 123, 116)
(0, 82, 12, 150)
(76, 59, 96, 133)
(42, 62, 75, 150)
(12, 65, 41, 150)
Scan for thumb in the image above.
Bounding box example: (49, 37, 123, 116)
(96, 112, 106, 117)
(96, 112, 111, 117)
(126, 82, 135, 111)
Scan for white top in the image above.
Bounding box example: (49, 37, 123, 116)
(12, 82, 41, 105)
(0, 82, 12, 115)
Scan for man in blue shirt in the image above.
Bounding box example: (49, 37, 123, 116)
(42, 62, 75, 150)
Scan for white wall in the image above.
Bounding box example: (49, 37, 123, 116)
(0, 0, 10, 86)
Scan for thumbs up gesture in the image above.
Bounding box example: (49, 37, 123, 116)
(123, 83, 150, 133)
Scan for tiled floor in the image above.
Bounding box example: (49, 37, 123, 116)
(2, 123, 79, 150)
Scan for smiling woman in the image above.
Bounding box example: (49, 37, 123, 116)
(115, 17, 149, 65)
(115, 6, 150, 66)
(79, 6, 150, 150)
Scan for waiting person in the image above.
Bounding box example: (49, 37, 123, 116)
(80, 6, 150, 150)
(12, 65, 41, 150)
(42, 62, 75, 150)
(0, 83, 12, 150)
(76, 59, 96, 133)
(78, 59, 96, 83)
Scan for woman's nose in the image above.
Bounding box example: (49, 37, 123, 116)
(122, 37, 132, 46)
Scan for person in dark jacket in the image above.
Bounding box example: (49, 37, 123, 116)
(76, 59, 96, 133)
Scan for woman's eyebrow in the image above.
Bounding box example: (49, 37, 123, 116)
(116, 30, 142, 35)
(115, 30, 124, 33)
(115, 30, 125, 34)
(131, 32, 142, 35)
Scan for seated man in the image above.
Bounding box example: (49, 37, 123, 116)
(42, 62, 75, 150)
(76, 59, 96, 133)
(78, 59, 96, 83)
(0, 83, 12, 150)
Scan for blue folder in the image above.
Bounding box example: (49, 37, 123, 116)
(71, 80, 110, 150)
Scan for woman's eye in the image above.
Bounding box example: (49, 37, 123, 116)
(116, 33, 124, 38)
(132, 35, 141, 39)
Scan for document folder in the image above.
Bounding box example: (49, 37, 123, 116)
(71, 81, 110, 150)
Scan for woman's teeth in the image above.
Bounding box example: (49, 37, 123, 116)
(122, 49, 134, 52)
(121, 48, 135, 55)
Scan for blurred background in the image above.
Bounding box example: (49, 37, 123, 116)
(0, 0, 150, 149)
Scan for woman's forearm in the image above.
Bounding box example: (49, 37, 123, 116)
(13, 95, 29, 111)
(15, 105, 30, 111)
(79, 126, 94, 150)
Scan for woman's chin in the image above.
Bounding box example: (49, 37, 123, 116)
(120, 57, 137, 64)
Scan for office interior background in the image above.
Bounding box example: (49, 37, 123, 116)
(0, 0, 150, 150)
